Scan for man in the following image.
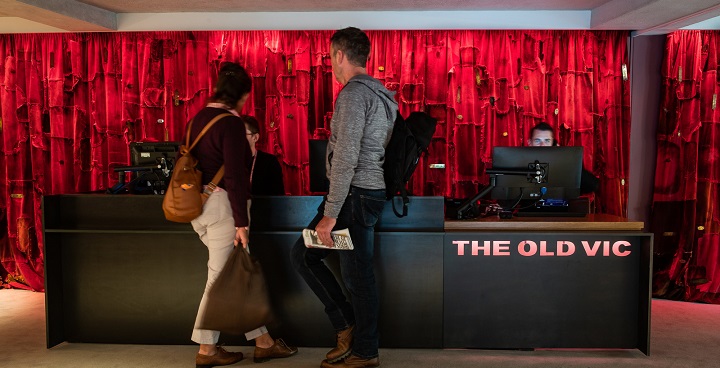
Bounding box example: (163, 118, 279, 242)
(527, 122, 599, 194)
(527, 122, 556, 147)
(290, 27, 396, 368)
(242, 115, 285, 196)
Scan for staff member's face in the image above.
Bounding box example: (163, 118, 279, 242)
(245, 124, 259, 148)
(528, 130, 554, 146)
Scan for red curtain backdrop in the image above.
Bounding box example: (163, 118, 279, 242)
(652, 30, 720, 303)
(0, 30, 630, 291)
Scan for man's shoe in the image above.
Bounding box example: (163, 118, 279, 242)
(253, 338, 298, 363)
(195, 346, 243, 368)
(326, 325, 354, 363)
(320, 354, 380, 368)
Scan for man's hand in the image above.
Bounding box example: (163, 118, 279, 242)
(234, 227, 249, 249)
(315, 216, 337, 247)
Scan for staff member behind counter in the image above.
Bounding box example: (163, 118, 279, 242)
(242, 115, 286, 196)
(527, 122, 599, 195)
(450, 122, 600, 219)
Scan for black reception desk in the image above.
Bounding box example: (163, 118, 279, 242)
(43, 195, 651, 354)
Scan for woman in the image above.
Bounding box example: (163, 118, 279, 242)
(186, 62, 297, 367)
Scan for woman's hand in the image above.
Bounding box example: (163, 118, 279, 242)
(234, 227, 249, 248)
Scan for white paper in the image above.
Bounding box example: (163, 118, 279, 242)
(302, 228, 354, 250)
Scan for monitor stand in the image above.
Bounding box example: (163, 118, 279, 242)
(455, 175, 497, 219)
(455, 166, 549, 220)
(106, 164, 162, 194)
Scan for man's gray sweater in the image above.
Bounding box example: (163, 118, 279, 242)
(324, 74, 397, 218)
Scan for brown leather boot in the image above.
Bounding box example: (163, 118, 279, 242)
(326, 325, 354, 363)
(195, 346, 243, 368)
(321, 354, 380, 368)
(253, 338, 298, 363)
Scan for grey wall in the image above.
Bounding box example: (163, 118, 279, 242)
(628, 34, 665, 226)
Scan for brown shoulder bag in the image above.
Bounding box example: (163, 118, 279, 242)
(162, 113, 231, 223)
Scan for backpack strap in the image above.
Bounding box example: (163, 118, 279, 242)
(185, 112, 233, 194)
(349, 79, 396, 122)
(204, 166, 225, 194)
(391, 184, 410, 217)
(188, 113, 232, 150)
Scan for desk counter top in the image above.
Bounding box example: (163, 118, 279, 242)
(445, 214, 645, 232)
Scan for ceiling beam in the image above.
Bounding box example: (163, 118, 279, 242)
(116, 11, 591, 31)
(591, 0, 720, 33)
(7, 0, 116, 31)
(635, 3, 720, 35)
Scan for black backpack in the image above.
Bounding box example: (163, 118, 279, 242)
(383, 111, 437, 217)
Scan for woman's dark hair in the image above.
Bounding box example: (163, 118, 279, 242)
(213, 62, 252, 107)
(242, 115, 260, 135)
(330, 27, 371, 67)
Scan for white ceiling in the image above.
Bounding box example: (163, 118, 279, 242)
(1, 0, 720, 35)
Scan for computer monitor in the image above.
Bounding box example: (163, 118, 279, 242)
(112, 141, 180, 195)
(490, 146, 583, 203)
(129, 141, 180, 167)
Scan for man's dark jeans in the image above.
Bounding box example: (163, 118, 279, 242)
(290, 186, 386, 359)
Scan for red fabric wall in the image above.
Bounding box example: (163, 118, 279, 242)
(652, 30, 720, 303)
(0, 30, 630, 291)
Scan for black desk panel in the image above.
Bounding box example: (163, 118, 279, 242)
(250, 232, 443, 348)
(443, 232, 652, 355)
(43, 195, 444, 348)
